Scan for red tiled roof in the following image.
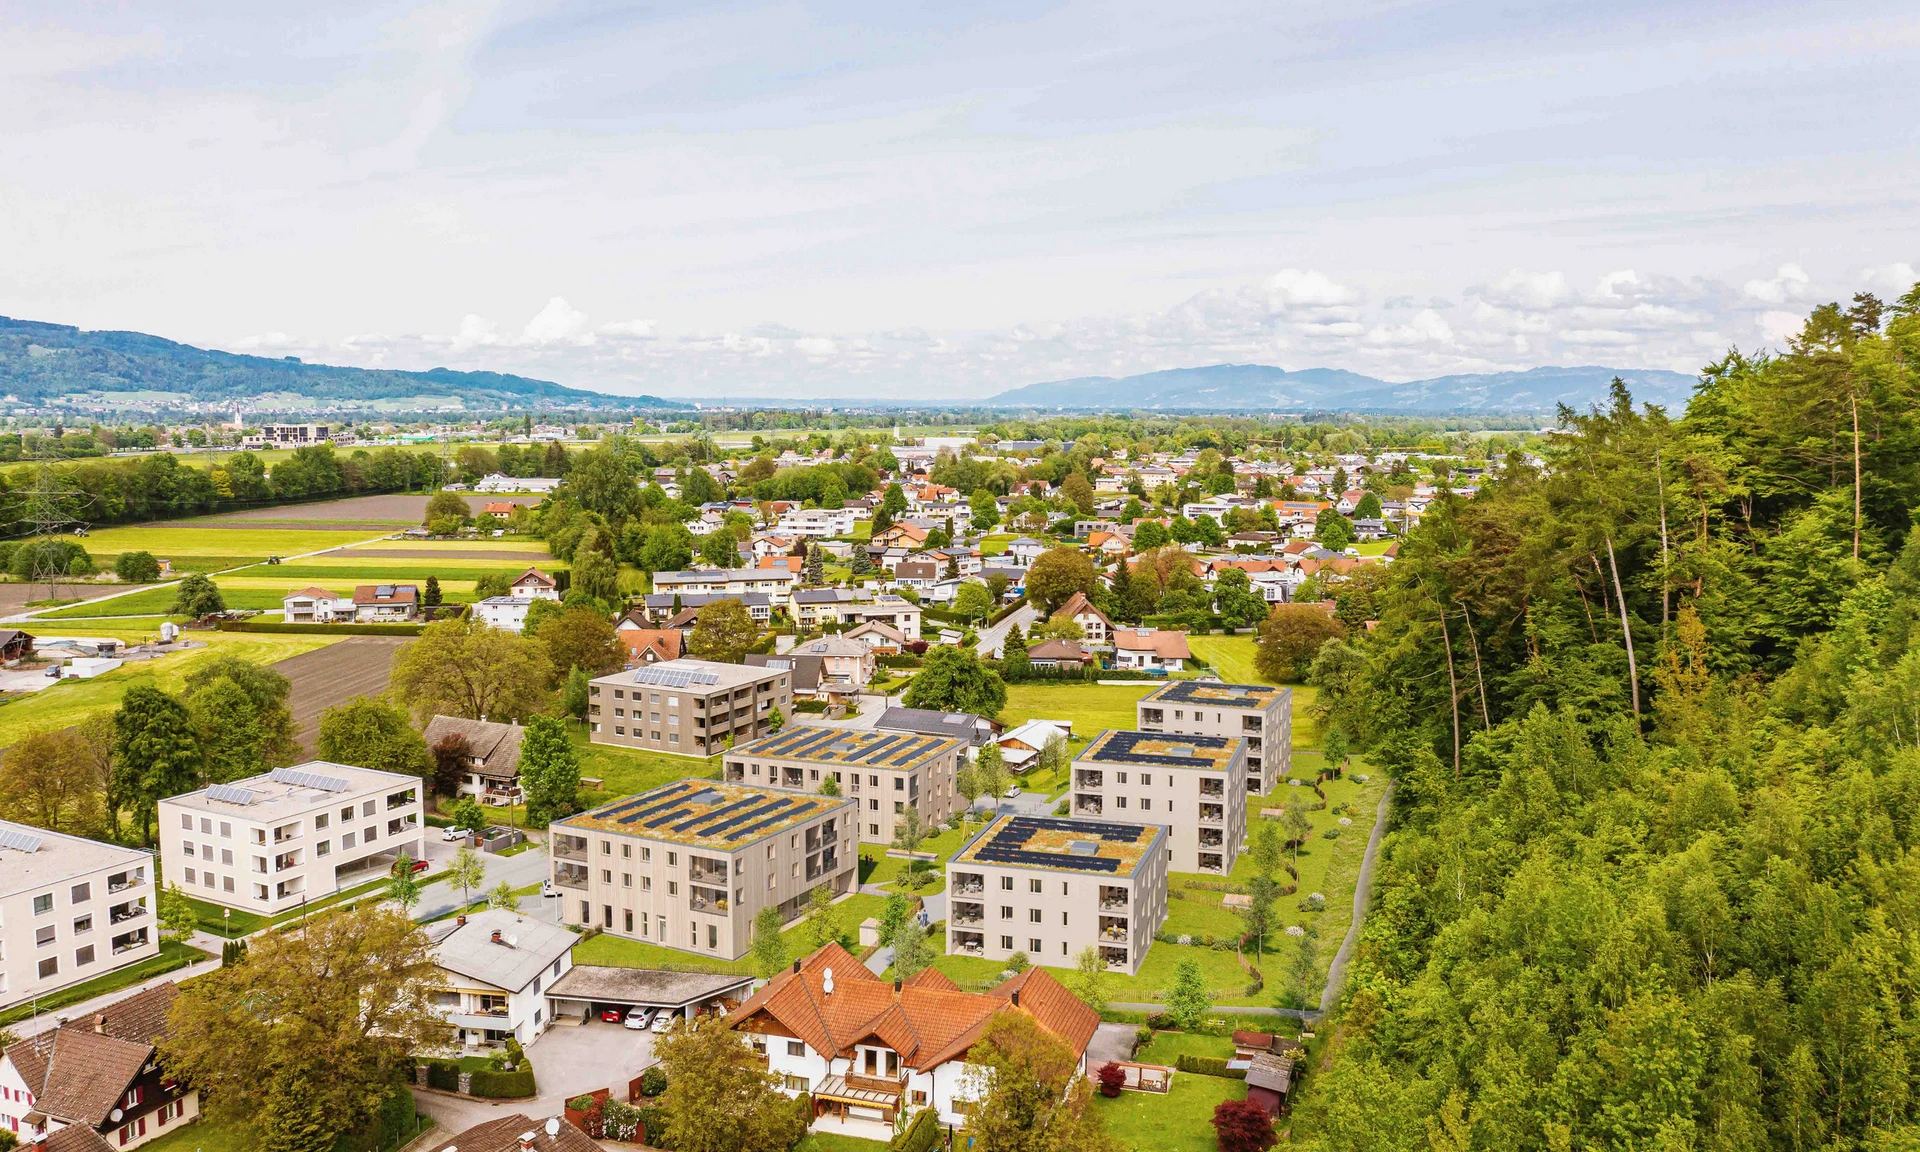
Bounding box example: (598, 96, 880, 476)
(5, 983, 180, 1129)
(426, 1114, 599, 1152)
(512, 566, 556, 589)
(1052, 591, 1110, 629)
(287, 586, 342, 600)
(619, 629, 683, 665)
(354, 583, 418, 605)
(1113, 628, 1191, 659)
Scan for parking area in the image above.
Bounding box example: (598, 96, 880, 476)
(545, 966, 755, 1031)
(415, 1015, 663, 1135)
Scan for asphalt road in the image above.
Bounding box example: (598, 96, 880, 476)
(974, 603, 1040, 658)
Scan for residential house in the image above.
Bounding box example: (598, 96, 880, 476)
(791, 587, 856, 627)
(725, 727, 963, 846)
(1086, 530, 1129, 558)
(1051, 591, 1112, 644)
(652, 568, 798, 611)
(158, 762, 425, 915)
(844, 620, 907, 653)
(947, 814, 1167, 974)
(0, 822, 156, 1011)
(776, 508, 857, 538)
(619, 628, 683, 667)
(473, 596, 536, 632)
(1352, 518, 1389, 540)
(1112, 627, 1191, 671)
(1069, 730, 1247, 874)
(481, 501, 520, 518)
(841, 596, 923, 640)
(874, 707, 994, 751)
(730, 943, 1098, 1135)
(352, 584, 420, 622)
(640, 592, 773, 625)
(996, 719, 1070, 771)
(1026, 639, 1093, 673)
(0, 983, 198, 1148)
(550, 780, 855, 960)
(281, 586, 353, 623)
(787, 637, 876, 691)
(891, 560, 940, 590)
(1006, 537, 1047, 566)
(422, 716, 525, 806)
(509, 567, 560, 599)
(474, 475, 561, 495)
(871, 523, 929, 550)
(425, 1115, 599, 1152)
(587, 659, 792, 755)
(427, 909, 576, 1048)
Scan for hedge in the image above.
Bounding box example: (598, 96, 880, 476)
(424, 1059, 461, 1091)
(892, 1107, 942, 1152)
(469, 1067, 537, 1098)
(216, 620, 428, 636)
(1176, 1053, 1248, 1080)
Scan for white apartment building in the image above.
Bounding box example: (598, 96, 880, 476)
(0, 822, 155, 1010)
(158, 763, 425, 916)
(550, 779, 856, 962)
(946, 814, 1168, 975)
(427, 909, 576, 1049)
(1138, 680, 1293, 795)
(776, 508, 858, 538)
(724, 726, 963, 846)
(651, 568, 799, 610)
(472, 597, 534, 632)
(1069, 730, 1248, 875)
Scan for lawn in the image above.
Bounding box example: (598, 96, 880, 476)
(0, 940, 213, 1026)
(980, 533, 1014, 555)
(74, 525, 392, 565)
(1000, 682, 1156, 733)
(1095, 1072, 1248, 1152)
(136, 1118, 256, 1152)
(811, 1134, 891, 1152)
(572, 726, 720, 794)
(1134, 1030, 1236, 1064)
(857, 821, 973, 892)
(1185, 635, 1267, 686)
(575, 892, 892, 976)
(183, 871, 402, 937)
(0, 630, 343, 745)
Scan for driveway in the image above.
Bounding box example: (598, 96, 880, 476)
(975, 603, 1039, 658)
(413, 843, 552, 921)
(1086, 1022, 1138, 1069)
(413, 1018, 658, 1135)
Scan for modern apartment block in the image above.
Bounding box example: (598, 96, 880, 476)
(0, 821, 156, 1009)
(1068, 730, 1247, 875)
(587, 659, 793, 757)
(1138, 680, 1293, 794)
(724, 726, 963, 845)
(549, 779, 857, 962)
(946, 814, 1167, 975)
(157, 762, 425, 916)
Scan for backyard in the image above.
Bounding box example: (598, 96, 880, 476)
(1095, 1071, 1249, 1152)
(573, 891, 893, 976)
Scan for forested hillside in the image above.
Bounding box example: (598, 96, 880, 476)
(1300, 286, 1920, 1151)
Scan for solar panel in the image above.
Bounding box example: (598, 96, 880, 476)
(632, 666, 722, 688)
(702, 799, 794, 838)
(207, 784, 257, 806)
(269, 767, 350, 792)
(0, 827, 43, 853)
(616, 784, 703, 824)
(668, 796, 764, 834)
(726, 802, 808, 841)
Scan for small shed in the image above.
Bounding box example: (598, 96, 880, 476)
(0, 630, 34, 662)
(1244, 1052, 1295, 1117)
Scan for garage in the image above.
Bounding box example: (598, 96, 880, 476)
(546, 966, 755, 1030)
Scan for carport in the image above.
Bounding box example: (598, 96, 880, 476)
(546, 965, 754, 1026)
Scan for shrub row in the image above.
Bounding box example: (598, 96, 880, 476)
(1176, 1054, 1248, 1080)
(892, 1107, 942, 1152)
(469, 1067, 537, 1098)
(424, 1059, 460, 1091)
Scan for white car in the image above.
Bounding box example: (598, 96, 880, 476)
(651, 1011, 676, 1033)
(1003, 786, 1022, 798)
(441, 827, 469, 842)
(540, 879, 557, 898)
(624, 1008, 650, 1031)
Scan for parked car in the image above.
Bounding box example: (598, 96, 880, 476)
(600, 1007, 624, 1023)
(441, 826, 469, 842)
(624, 1008, 650, 1030)
(1003, 786, 1022, 798)
(541, 879, 557, 898)
(651, 1011, 676, 1033)
(392, 858, 429, 877)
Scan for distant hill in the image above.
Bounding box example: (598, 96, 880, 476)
(985, 363, 1700, 412)
(0, 316, 678, 410)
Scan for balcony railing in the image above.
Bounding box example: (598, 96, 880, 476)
(1199, 781, 1224, 798)
(107, 874, 143, 894)
(552, 839, 588, 860)
(689, 889, 730, 915)
(1199, 830, 1223, 847)
(689, 860, 730, 885)
(554, 866, 589, 890)
(110, 903, 147, 924)
(112, 931, 149, 955)
(1075, 798, 1105, 817)
(952, 903, 984, 925)
(1099, 896, 1130, 912)
(1199, 805, 1224, 823)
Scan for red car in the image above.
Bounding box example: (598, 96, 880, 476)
(600, 1008, 624, 1023)
(391, 858, 429, 877)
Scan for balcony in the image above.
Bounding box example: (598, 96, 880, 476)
(387, 790, 418, 810)
(951, 902, 984, 926)
(1074, 796, 1104, 818)
(951, 930, 985, 955)
(724, 765, 745, 782)
(274, 852, 301, 872)
(1198, 853, 1225, 874)
(1074, 771, 1104, 790)
(1100, 945, 1130, 971)
(951, 873, 984, 896)
(1099, 887, 1130, 912)
(552, 836, 588, 861)
(112, 928, 149, 956)
(388, 818, 418, 836)
(689, 886, 730, 915)
(554, 864, 589, 890)
(272, 826, 301, 844)
(689, 857, 730, 885)
(110, 900, 147, 925)
(1099, 917, 1129, 943)
(1199, 804, 1224, 824)
(781, 769, 804, 788)
(1199, 829, 1223, 848)
(107, 871, 144, 894)
(1199, 780, 1224, 798)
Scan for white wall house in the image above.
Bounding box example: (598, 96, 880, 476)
(0, 821, 156, 1010)
(427, 909, 576, 1048)
(473, 597, 534, 632)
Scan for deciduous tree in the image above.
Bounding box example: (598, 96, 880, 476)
(316, 696, 433, 789)
(0, 727, 105, 833)
(1163, 958, 1212, 1029)
(901, 645, 1006, 717)
(1024, 548, 1096, 614)
(654, 1003, 807, 1152)
(687, 598, 759, 664)
(1255, 604, 1346, 683)
(751, 906, 788, 980)
(518, 715, 581, 823)
(963, 1012, 1124, 1152)
(533, 605, 624, 683)
(390, 619, 553, 723)
(111, 686, 202, 842)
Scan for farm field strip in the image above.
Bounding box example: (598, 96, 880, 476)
(72, 526, 392, 560)
(272, 637, 413, 753)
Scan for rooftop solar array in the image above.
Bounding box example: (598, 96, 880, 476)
(1145, 680, 1282, 706)
(0, 827, 44, 853)
(1076, 728, 1240, 770)
(207, 784, 257, 806)
(269, 767, 350, 792)
(732, 725, 960, 768)
(633, 666, 722, 688)
(957, 814, 1159, 875)
(563, 779, 847, 848)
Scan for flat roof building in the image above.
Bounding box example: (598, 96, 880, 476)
(158, 762, 425, 916)
(725, 726, 963, 846)
(1069, 730, 1247, 875)
(0, 822, 156, 1010)
(1138, 680, 1293, 795)
(550, 779, 856, 962)
(587, 659, 793, 757)
(947, 814, 1167, 975)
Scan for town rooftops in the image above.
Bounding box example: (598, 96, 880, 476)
(641, 592, 771, 610)
(4, 983, 180, 1129)
(1074, 729, 1241, 772)
(652, 567, 797, 585)
(791, 636, 870, 658)
(427, 909, 576, 994)
(593, 657, 784, 692)
(286, 586, 343, 600)
(732, 725, 962, 768)
(875, 706, 993, 746)
(165, 760, 419, 818)
(952, 813, 1162, 878)
(0, 819, 150, 899)
(354, 583, 418, 605)
(792, 587, 856, 605)
(557, 779, 849, 849)
(1143, 680, 1285, 708)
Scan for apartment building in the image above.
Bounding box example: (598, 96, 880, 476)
(946, 814, 1167, 975)
(0, 822, 156, 1010)
(1068, 730, 1247, 874)
(549, 779, 856, 961)
(587, 659, 793, 756)
(1138, 680, 1293, 795)
(651, 568, 799, 610)
(725, 726, 963, 846)
(775, 508, 857, 538)
(157, 762, 425, 916)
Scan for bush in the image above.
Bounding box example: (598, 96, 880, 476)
(639, 1066, 668, 1097)
(1176, 1054, 1247, 1080)
(602, 1099, 645, 1142)
(635, 1107, 669, 1148)
(1213, 1096, 1281, 1152)
(114, 550, 162, 583)
(468, 1067, 536, 1098)
(1096, 1062, 1126, 1097)
(892, 1107, 943, 1152)
(424, 1059, 461, 1091)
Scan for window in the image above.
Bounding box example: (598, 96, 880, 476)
(787, 1040, 806, 1057)
(622, 844, 631, 858)
(1028, 878, 1042, 893)
(200, 817, 211, 834)
(314, 814, 328, 830)
(33, 894, 52, 915)
(782, 1075, 810, 1093)
(202, 873, 214, 888)
(1140, 798, 1151, 810)
(1000, 906, 1013, 920)
(341, 806, 354, 823)
(1029, 938, 1042, 952)
(1116, 796, 1128, 808)
(76, 945, 95, 966)
(223, 876, 235, 893)
(73, 915, 92, 935)
(602, 870, 612, 884)
(180, 813, 193, 830)
(641, 847, 651, 862)
(667, 881, 678, 896)
(668, 852, 677, 866)
(894, 777, 904, 791)
(341, 832, 356, 849)
(624, 910, 634, 931)
(36, 924, 57, 945)
(221, 849, 234, 866)
(37, 957, 57, 979)
(1028, 909, 1042, 923)
(1142, 774, 1152, 786)
(999, 876, 1013, 890)
(642, 876, 652, 891)
(182, 841, 196, 857)
(622, 873, 632, 887)
(184, 867, 197, 884)
(708, 924, 718, 949)
(603, 906, 613, 928)
(1000, 935, 1014, 950)
(316, 841, 330, 857)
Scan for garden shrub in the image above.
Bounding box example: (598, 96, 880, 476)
(424, 1059, 460, 1091)
(1177, 1054, 1248, 1080)
(639, 1065, 668, 1097)
(891, 1107, 942, 1152)
(468, 1067, 537, 1098)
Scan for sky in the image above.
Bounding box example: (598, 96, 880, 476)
(2, 1, 1917, 400)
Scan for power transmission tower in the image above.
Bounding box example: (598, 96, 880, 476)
(18, 458, 91, 603)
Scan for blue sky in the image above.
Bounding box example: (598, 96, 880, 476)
(1, 1, 1915, 398)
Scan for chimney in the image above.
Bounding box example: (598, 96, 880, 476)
(893, 979, 902, 993)
(456, 915, 467, 927)
(1010, 990, 1020, 1008)
(516, 1132, 536, 1151)
(491, 929, 503, 944)
(93, 1014, 107, 1034)
(792, 960, 801, 974)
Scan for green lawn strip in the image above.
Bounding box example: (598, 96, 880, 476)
(185, 871, 406, 937)
(1094, 1070, 1247, 1152)
(927, 937, 1258, 1006)
(0, 940, 213, 1027)
(77, 526, 388, 559)
(1233, 770, 1385, 977)
(999, 682, 1156, 733)
(422, 883, 543, 924)
(811, 1134, 892, 1152)
(1133, 1030, 1237, 1064)
(849, 521, 873, 541)
(573, 892, 892, 975)
(135, 1118, 257, 1152)
(570, 727, 721, 795)
(1185, 634, 1268, 686)
(271, 563, 551, 580)
(980, 534, 1013, 555)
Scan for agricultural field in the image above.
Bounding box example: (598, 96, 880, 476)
(272, 636, 414, 753)
(1001, 681, 1156, 734)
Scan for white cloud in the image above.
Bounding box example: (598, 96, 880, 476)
(521, 297, 592, 346)
(231, 331, 294, 350)
(1742, 263, 1811, 304)
(1758, 310, 1803, 344)
(1559, 329, 1639, 347)
(1265, 269, 1355, 310)
(1484, 270, 1570, 310)
(1861, 263, 1917, 292)
(597, 319, 657, 339)
(795, 337, 838, 356)
(1365, 309, 1454, 347)
(455, 314, 499, 347)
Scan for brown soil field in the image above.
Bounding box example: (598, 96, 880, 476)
(274, 635, 414, 753)
(344, 548, 548, 562)
(157, 493, 497, 527)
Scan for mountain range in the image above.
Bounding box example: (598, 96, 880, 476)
(984, 363, 1700, 412)
(0, 316, 679, 411)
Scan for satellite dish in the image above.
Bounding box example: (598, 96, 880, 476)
(822, 967, 834, 994)
(110, 1108, 123, 1121)
(546, 1117, 561, 1137)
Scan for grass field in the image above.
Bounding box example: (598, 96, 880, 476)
(74, 525, 393, 565)
(0, 630, 343, 745)
(1186, 635, 1266, 686)
(1000, 682, 1156, 733)
(574, 892, 892, 976)
(1095, 1071, 1248, 1152)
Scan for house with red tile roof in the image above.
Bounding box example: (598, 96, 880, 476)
(730, 943, 1098, 1138)
(1051, 591, 1112, 644)
(1112, 626, 1192, 671)
(617, 628, 682, 667)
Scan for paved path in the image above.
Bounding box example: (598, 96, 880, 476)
(412, 847, 551, 922)
(1320, 780, 1394, 1016)
(975, 603, 1039, 658)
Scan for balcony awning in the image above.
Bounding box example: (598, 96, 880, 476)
(814, 1075, 902, 1107)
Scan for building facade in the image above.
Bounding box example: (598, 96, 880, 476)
(586, 659, 793, 757)
(549, 780, 856, 962)
(1068, 730, 1247, 874)
(158, 763, 425, 916)
(725, 727, 963, 846)
(1137, 680, 1293, 795)
(427, 909, 576, 1048)
(0, 822, 156, 1010)
(946, 814, 1167, 974)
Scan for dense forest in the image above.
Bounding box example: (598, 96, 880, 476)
(1299, 286, 1920, 1150)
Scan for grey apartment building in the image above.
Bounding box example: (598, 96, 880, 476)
(947, 813, 1167, 975)
(1137, 680, 1292, 794)
(1069, 730, 1247, 875)
(550, 779, 856, 962)
(587, 659, 792, 757)
(724, 726, 963, 846)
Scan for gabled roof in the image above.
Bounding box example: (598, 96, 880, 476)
(619, 629, 683, 664)
(286, 586, 343, 600)
(1113, 627, 1191, 659)
(422, 715, 524, 776)
(511, 566, 556, 589)
(40, 1128, 115, 1152)
(728, 945, 1096, 1072)
(5, 983, 179, 1129)
(793, 636, 870, 659)
(1053, 591, 1111, 628)
(428, 909, 578, 993)
(354, 583, 418, 606)
(426, 1114, 600, 1152)
(1026, 639, 1091, 662)
(845, 620, 906, 644)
